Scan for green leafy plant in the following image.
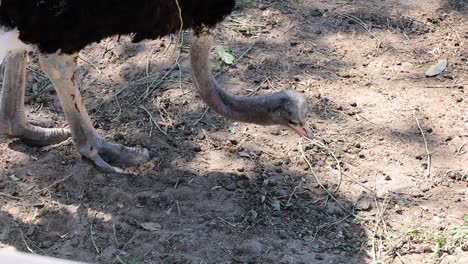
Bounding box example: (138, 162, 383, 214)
(213, 47, 235, 70)
(271, 200, 281, 211)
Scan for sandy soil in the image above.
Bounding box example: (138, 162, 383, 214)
(1, 0, 467, 263)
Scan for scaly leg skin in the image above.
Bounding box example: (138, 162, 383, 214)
(38, 53, 155, 173)
(0, 51, 71, 146)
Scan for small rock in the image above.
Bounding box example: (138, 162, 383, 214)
(278, 230, 288, 239)
(350, 102, 357, 107)
(358, 153, 365, 159)
(95, 173, 106, 182)
(239, 173, 249, 180)
(309, 8, 323, 17)
(26, 226, 36, 236)
(41, 241, 54, 249)
(356, 197, 373, 211)
(263, 178, 277, 186)
(275, 167, 283, 173)
(245, 210, 258, 223)
(394, 204, 403, 214)
(447, 170, 466, 181)
(71, 238, 80, 247)
(193, 146, 202, 152)
(414, 245, 432, 253)
(289, 41, 299, 47)
(462, 243, 468, 251)
(223, 182, 237, 191)
(237, 167, 245, 173)
(140, 222, 162, 231)
(315, 255, 324, 260)
(384, 175, 392, 181)
(206, 221, 217, 228)
(101, 246, 118, 262)
(113, 133, 125, 141)
(421, 185, 431, 193)
(236, 180, 250, 189)
(354, 142, 362, 149)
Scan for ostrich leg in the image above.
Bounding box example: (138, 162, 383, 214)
(38, 53, 154, 173)
(0, 51, 71, 146)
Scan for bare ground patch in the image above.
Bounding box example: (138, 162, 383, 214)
(1, 0, 467, 263)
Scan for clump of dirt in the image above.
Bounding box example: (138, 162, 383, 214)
(1, 0, 467, 263)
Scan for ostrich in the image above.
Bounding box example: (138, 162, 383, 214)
(0, 0, 311, 173)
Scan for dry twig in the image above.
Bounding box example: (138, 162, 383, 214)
(0, 192, 23, 201)
(112, 223, 119, 245)
(337, 13, 382, 48)
(140, 105, 168, 136)
(90, 214, 101, 254)
(193, 107, 209, 126)
(78, 54, 102, 74)
(19, 228, 35, 254)
(414, 116, 432, 178)
(307, 137, 343, 192)
(39, 174, 74, 192)
(298, 140, 354, 216)
(457, 141, 466, 155)
(217, 217, 237, 228)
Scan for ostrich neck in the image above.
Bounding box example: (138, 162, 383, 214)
(190, 32, 278, 125)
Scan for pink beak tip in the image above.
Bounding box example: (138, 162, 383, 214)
(289, 124, 313, 139)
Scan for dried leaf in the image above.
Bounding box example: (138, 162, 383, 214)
(426, 59, 447, 77)
(229, 126, 237, 134)
(9, 175, 19, 182)
(140, 222, 161, 231)
(239, 151, 251, 158)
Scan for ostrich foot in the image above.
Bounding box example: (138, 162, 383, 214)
(0, 120, 71, 146)
(77, 136, 156, 173)
(0, 51, 71, 146)
(38, 53, 156, 173)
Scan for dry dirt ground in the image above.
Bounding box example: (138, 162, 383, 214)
(1, 0, 467, 263)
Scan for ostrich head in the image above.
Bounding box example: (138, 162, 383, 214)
(266, 90, 312, 138)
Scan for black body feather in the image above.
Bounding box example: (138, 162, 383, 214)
(0, 0, 235, 53)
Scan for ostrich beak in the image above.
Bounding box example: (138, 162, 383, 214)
(288, 123, 313, 139)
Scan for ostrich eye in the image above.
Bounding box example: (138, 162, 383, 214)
(288, 120, 299, 126)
